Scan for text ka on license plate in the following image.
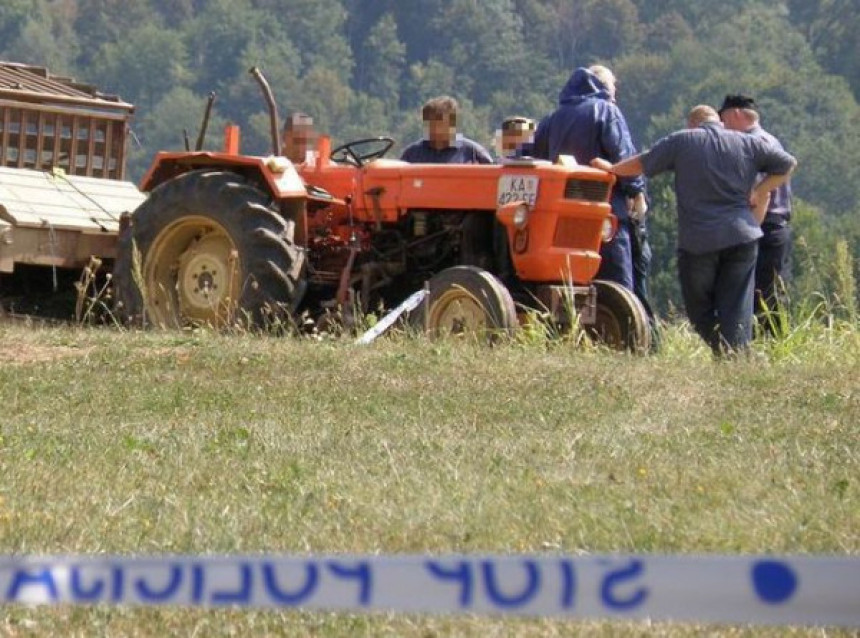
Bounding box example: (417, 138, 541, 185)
(497, 175, 539, 207)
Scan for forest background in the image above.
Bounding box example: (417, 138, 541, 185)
(2, 0, 857, 313)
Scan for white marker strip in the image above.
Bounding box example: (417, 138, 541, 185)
(355, 288, 428, 344)
(1, 555, 858, 626)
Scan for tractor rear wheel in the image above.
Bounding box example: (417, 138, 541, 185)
(113, 170, 305, 329)
(587, 279, 651, 352)
(415, 266, 518, 340)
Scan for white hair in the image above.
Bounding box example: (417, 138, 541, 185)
(588, 64, 616, 100)
(589, 65, 615, 87)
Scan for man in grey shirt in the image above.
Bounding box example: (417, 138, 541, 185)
(591, 105, 796, 354)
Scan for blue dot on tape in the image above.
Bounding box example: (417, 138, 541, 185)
(751, 560, 798, 604)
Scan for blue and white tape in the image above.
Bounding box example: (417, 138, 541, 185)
(355, 288, 427, 344)
(2, 554, 858, 626)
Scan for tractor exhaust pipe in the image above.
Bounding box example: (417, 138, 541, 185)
(195, 92, 216, 151)
(249, 67, 281, 157)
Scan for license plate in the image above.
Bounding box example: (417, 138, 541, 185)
(497, 175, 539, 207)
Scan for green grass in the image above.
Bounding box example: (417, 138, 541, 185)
(0, 321, 858, 636)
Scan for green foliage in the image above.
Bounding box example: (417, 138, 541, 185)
(428, 0, 531, 103)
(3, 2, 80, 74)
(644, 183, 680, 314)
(405, 58, 457, 107)
(359, 12, 405, 111)
(184, 0, 271, 98)
(91, 23, 189, 112)
(127, 87, 226, 178)
(0, 0, 33, 43)
(780, 199, 860, 324)
(73, 0, 157, 66)
(787, 0, 860, 101)
(264, 0, 355, 82)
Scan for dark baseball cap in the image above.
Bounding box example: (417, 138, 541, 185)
(718, 94, 757, 115)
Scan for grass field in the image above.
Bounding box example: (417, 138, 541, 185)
(0, 319, 857, 636)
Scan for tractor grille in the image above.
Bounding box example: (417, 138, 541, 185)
(553, 217, 595, 249)
(564, 179, 610, 202)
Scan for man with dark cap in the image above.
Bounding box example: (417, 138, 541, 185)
(532, 66, 647, 295)
(719, 94, 793, 333)
(590, 105, 796, 355)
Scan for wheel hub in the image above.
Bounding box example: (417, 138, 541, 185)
(145, 217, 241, 327)
(429, 290, 487, 334)
(177, 233, 235, 313)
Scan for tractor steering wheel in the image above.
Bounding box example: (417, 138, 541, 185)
(330, 137, 396, 167)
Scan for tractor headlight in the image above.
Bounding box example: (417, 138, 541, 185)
(601, 216, 617, 242)
(513, 203, 530, 229)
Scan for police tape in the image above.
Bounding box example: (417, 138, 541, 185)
(2, 554, 858, 626)
(355, 288, 428, 344)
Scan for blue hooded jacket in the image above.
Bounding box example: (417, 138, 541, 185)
(533, 68, 646, 219)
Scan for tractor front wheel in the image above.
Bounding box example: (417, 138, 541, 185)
(587, 279, 651, 352)
(114, 170, 305, 329)
(415, 266, 518, 341)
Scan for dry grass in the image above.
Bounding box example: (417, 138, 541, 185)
(0, 322, 858, 636)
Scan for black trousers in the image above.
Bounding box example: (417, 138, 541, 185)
(629, 218, 654, 319)
(755, 221, 792, 329)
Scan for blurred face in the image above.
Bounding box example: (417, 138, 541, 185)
(425, 114, 455, 149)
(283, 121, 316, 163)
(501, 127, 533, 155)
(720, 108, 744, 131)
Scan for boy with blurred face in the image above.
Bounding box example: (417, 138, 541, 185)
(498, 116, 536, 158)
(282, 112, 317, 164)
(426, 105, 455, 149)
(400, 96, 493, 164)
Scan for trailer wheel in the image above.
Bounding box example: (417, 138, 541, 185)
(114, 170, 305, 329)
(588, 279, 651, 352)
(415, 266, 518, 340)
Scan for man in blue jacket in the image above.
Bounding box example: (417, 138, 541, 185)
(533, 65, 648, 295)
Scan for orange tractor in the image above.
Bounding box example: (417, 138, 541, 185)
(114, 69, 650, 350)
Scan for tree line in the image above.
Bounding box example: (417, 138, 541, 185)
(1, 0, 858, 312)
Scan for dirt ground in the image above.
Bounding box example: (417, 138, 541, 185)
(0, 341, 92, 365)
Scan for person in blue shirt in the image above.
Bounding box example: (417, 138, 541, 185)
(591, 105, 797, 355)
(719, 94, 793, 334)
(533, 66, 647, 295)
(400, 96, 493, 164)
(497, 115, 536, 159)
(400, 95, 499, 277)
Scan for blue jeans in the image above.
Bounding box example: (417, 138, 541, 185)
(596, 222, 633, 291)
(677, 240, 758, 354)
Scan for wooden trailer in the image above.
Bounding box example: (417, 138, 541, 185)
(0, 61, 144, 275)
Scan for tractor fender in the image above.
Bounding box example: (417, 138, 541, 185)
(139, 151, 306, 199)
